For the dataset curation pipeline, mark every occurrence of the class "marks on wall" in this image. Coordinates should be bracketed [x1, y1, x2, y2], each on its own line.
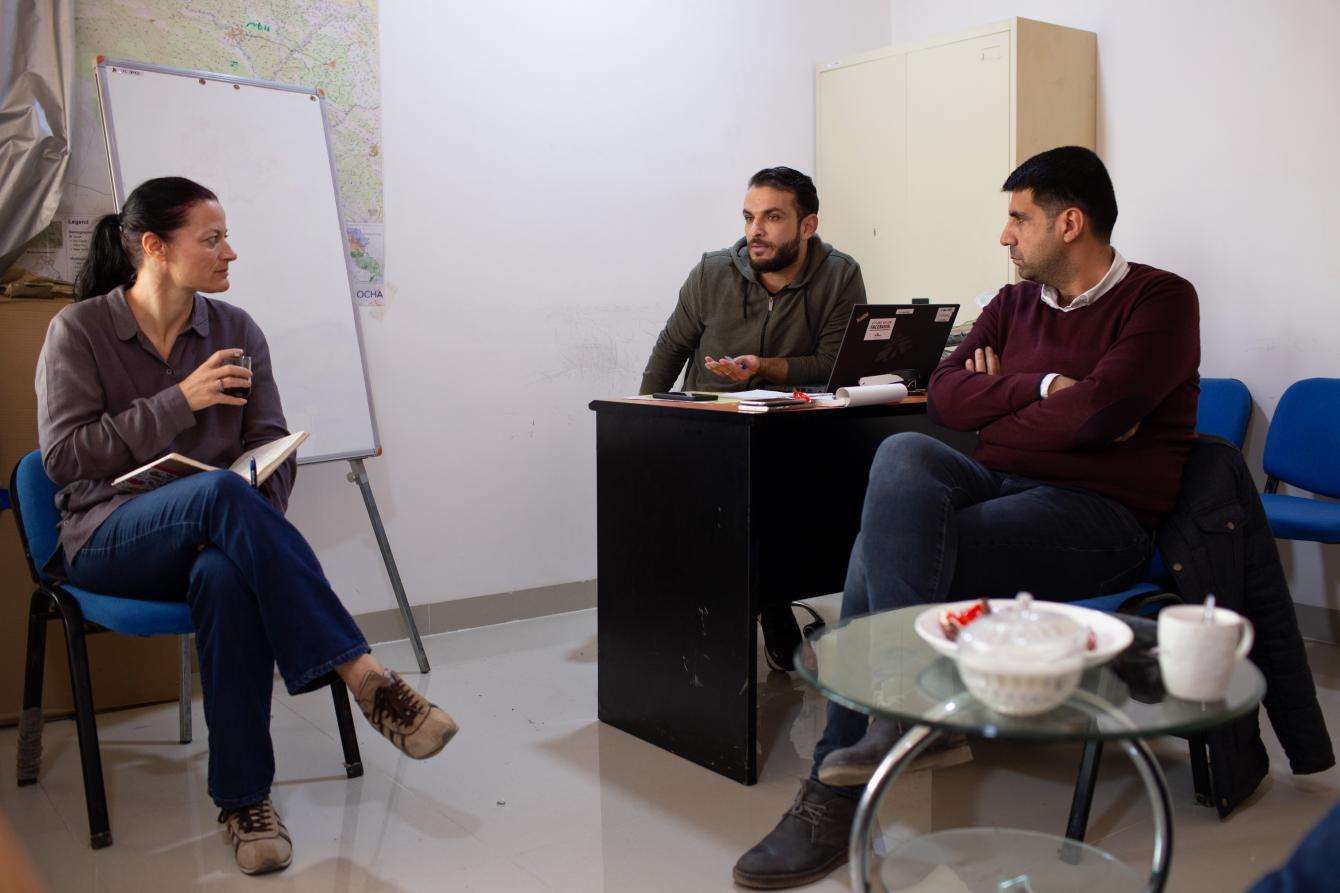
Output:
[532, 303, 667, 389]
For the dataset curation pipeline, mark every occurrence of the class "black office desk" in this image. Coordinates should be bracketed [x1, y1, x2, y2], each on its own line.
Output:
[589, 397, 973, 784]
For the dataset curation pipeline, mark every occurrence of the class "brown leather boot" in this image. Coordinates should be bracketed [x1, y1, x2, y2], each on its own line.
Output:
[733, 779, 858, 889]
[219, 797, 292, 875]
[355, 669, 459, 759]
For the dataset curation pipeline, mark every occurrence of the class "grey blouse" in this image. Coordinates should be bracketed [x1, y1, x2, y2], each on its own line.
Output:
[35, 286, 296, 567]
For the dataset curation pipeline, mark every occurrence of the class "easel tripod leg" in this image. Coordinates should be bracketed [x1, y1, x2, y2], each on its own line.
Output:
[347, 458, 430, 673]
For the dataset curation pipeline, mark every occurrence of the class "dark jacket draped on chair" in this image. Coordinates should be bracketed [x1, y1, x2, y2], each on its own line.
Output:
[1158, 436, 1334, 816]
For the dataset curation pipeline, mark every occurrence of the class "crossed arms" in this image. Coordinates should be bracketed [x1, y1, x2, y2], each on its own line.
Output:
[927, 278, 1200, 450]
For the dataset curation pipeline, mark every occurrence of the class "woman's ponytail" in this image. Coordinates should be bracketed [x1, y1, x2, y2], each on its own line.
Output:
[72, 177, 219, 301]
[74, 213, 136, 300]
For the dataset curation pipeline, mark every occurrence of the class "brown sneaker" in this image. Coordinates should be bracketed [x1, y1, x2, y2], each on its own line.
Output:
[218, 797, 292, 875]
[355, 669, 459, 759]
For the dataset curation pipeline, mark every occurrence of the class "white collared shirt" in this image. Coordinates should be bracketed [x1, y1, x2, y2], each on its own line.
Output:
[1040, 248, 1129, 397]
[1040, 248, 1129, 312]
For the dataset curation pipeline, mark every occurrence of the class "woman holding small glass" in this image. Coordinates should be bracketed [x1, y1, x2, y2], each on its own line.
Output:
[36, 176, 457, 876]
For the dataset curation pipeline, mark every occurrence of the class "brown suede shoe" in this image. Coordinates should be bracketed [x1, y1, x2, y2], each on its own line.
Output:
[733, 779, 858, 889]
[355, 669, 459, 759]
[219, 797, 292, 875]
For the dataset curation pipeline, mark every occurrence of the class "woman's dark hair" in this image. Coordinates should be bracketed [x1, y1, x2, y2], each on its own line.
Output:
[1001, 146, 1118, 241]
[747, 166, 819, 219]
[74, 176, 218, 300]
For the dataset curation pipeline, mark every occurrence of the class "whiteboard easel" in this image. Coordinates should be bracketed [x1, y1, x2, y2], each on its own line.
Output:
[95, 58, 428, 672]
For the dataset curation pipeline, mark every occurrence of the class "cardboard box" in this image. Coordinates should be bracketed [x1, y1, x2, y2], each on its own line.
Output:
[1, 299, 178, 725]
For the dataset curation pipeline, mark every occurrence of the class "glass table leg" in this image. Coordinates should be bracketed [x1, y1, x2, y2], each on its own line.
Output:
[1073, 690, 1175, 893]
[1118, 735, 1173, 892]
[849, 723, 941, 892]
[848, 727, 1172, 892]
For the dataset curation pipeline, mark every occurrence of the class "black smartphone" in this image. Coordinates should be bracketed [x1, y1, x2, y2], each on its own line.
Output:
[651, 392, 718, 401]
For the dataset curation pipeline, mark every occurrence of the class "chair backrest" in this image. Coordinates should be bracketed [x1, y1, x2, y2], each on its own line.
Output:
[9, 450, 62, 584]
[1263, 378, 1340, 498]
[1196, 377, 1252, 448]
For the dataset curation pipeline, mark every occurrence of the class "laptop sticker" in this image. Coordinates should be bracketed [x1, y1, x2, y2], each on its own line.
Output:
[865, 318, 895, 341]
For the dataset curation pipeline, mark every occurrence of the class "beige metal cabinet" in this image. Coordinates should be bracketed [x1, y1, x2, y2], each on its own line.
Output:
[816, 18, 1096, 323]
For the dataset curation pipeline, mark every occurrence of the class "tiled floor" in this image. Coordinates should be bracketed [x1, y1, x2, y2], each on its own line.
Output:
[3, 598, 1338, 891]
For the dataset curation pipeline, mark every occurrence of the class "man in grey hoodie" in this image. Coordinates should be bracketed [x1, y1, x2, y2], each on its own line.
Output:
[639, 167, 866, 395]
[638, 167, 868, 672]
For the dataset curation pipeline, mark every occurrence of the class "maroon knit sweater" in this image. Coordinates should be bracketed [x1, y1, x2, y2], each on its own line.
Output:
[928, 262, 1200, 526]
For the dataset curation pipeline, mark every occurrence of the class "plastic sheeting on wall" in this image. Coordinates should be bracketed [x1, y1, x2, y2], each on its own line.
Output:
[0, 0, 74, 274]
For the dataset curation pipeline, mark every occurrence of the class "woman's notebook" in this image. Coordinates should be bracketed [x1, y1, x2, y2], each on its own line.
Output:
[112, 431, 308, 493]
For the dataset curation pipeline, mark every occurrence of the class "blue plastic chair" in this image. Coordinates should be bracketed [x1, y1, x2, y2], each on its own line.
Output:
[1261, 378, 1340, 544]
[1197, 377, 1253, 448]
[10, 450, 363, 849]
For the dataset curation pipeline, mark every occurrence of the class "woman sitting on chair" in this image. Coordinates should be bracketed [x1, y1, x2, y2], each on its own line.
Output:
[36, 176, 457, 876]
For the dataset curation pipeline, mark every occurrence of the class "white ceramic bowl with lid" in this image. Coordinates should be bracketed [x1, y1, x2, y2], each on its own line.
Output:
[955, 593, 1086, 716]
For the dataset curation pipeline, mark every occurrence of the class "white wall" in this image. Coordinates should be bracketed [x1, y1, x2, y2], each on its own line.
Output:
[284, 1, 892, 615]
[888, 0, 1340, 610]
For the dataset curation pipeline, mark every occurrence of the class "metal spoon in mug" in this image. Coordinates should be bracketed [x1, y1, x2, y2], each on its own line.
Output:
[1203, 593, 1216, 623]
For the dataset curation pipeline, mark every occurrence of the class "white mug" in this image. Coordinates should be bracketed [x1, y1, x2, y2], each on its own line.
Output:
[1158, 605, 1254, 701]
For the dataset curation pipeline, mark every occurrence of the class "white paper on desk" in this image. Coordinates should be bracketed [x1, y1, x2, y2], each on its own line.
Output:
[832, 383, 909, 407]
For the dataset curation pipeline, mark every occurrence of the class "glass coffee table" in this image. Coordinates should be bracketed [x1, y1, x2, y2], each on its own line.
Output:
[794, 605, 1265, 893]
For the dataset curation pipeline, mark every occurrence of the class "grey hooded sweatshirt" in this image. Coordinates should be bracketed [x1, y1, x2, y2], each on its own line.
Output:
[639, 236, 866, 394]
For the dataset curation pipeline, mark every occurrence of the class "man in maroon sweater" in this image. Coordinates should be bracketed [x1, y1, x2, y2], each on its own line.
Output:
[734, 147, 1200, 889]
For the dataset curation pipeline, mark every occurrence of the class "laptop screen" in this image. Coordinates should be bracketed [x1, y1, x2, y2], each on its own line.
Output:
[825, 304, 959, 392]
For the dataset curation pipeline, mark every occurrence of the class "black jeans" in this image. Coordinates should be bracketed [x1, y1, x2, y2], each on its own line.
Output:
[67, 470, 370, 809]
[811, 432, 1152, 782]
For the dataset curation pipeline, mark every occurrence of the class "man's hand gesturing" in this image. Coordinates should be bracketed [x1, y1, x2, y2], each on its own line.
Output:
[704, 354, 758, 382]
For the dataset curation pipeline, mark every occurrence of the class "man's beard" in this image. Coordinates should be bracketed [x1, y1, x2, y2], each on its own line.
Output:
[748, 231, 803, 274]
[1014, 242, 1067, 286]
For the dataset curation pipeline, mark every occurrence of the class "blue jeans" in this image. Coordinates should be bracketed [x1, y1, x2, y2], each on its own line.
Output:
[1247, 799, 1340, 893]
[65, 470, 370, 809]
[812, 433, 1153, 785]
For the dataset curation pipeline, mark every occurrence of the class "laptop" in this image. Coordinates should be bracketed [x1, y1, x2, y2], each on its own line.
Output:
[823, 303, 960, 392]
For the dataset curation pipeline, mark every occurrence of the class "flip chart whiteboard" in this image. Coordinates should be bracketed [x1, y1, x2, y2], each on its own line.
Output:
[97, 59, 379, 463]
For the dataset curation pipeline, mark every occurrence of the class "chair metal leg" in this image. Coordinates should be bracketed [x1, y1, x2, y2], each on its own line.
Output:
[1187, 733, 1214, 807]
[178, 635, 193, 744]
[1065, 739, 1104, 841]
[54, 596, 112, 849]
[330, 680, 364, 779]
[17, 591, 50, 786]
